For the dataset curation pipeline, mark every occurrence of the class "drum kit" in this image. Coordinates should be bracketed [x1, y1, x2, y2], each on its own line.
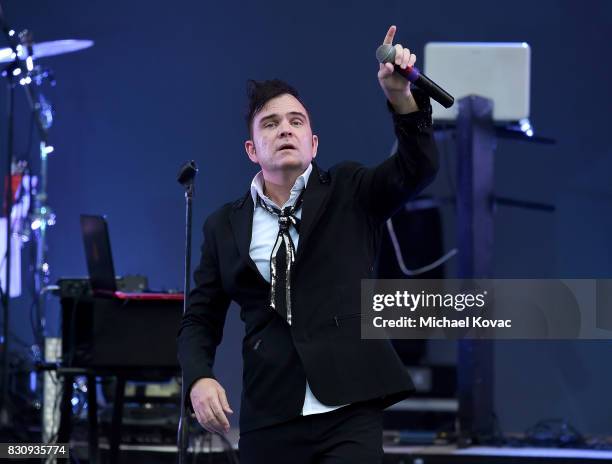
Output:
[0, 33, 93, 290]
[0, 6, 93, 422]
[0, 34, 93, 295]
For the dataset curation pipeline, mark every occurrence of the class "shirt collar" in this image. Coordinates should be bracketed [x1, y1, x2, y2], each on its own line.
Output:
[250, 163, 313, 210]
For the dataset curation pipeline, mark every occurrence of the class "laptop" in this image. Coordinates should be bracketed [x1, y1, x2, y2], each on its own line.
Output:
[80, 214, 183, 301]
[424, 42, 531, 122]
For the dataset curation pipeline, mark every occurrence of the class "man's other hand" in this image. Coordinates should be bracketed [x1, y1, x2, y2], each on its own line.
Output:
[190, 378, 234, 434]
[377, 25, 420, 114]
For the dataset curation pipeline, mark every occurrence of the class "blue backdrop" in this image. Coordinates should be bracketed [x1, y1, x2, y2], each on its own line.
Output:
[2, 0, 611, 434]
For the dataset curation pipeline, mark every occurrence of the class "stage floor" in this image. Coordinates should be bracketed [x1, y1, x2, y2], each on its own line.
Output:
[384, 445, 612, 463]
[67, 437, 612, 464]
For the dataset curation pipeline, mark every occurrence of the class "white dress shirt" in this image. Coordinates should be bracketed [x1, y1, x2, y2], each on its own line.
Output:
[249, 163, 348, 416]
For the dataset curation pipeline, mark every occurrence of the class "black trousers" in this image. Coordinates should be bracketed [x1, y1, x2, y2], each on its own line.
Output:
[239, 402, 383, 464]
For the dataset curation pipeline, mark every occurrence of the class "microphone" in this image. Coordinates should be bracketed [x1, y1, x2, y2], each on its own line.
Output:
[177, 160, 198, 187]
[376, 44, 454, 109]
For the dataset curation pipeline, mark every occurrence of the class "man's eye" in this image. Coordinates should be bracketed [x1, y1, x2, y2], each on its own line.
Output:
[264, 122, 277, 128]
[291, 120, 303, 126]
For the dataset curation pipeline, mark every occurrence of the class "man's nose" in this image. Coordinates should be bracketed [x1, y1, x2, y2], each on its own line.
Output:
[278, 119, 294, 137]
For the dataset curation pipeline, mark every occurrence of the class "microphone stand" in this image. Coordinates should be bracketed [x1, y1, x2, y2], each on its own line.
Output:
[177, 160, 198, 463]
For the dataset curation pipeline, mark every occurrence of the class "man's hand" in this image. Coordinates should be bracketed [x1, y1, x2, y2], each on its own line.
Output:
[377, 25, 420, 115]
[190, 378, 233, 434]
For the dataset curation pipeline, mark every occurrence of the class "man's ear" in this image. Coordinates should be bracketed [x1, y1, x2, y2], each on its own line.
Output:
[245, 140, 258, 163]
[311, 134, 319, 159]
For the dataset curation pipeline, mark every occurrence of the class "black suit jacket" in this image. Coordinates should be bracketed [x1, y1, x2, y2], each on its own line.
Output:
[178, 91, 439, 433]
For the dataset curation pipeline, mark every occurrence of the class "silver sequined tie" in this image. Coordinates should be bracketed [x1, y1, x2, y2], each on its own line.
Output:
[258, 190, 304, 325]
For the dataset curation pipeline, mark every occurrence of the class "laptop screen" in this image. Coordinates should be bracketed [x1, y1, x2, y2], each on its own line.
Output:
[80, 215, 117, 293]
[424, 42, 531, 122]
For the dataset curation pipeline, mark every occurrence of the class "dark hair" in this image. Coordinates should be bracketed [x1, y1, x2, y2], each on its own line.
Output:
[245, 79, 310, 135]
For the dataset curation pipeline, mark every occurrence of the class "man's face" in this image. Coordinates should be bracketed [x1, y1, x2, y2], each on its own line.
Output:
[245, 94, 318, 175]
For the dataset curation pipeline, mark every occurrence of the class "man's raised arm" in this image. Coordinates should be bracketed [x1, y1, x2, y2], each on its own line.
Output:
[351, 25, 439, 222]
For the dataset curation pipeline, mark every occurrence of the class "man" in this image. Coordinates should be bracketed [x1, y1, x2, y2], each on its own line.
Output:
[178, 25, 438, 463]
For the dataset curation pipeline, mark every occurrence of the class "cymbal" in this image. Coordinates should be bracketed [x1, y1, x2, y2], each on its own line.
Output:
[0, 39, 94, 63]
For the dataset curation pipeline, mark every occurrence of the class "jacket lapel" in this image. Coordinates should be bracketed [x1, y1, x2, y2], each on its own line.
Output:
[296, 162, 332, 261]
[229, 163, 332, 269]
[229, 191, 261, 276]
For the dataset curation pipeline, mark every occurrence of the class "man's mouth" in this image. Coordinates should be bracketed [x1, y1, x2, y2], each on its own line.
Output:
[277, 143, 296, 151]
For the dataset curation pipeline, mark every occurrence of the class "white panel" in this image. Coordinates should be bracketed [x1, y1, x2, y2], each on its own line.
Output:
[0, 217, 22, 297]
[424, 42, 531, 122]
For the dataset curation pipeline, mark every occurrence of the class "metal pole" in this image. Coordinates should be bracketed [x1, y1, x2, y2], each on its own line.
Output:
[176, 160, 198, 463]
[455, 95, 496, 445]
[33, 141, 54, 338]
[0, 72, 15, 419]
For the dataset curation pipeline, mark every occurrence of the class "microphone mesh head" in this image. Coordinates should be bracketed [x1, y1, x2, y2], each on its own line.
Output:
[375, 44, 396, 63]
